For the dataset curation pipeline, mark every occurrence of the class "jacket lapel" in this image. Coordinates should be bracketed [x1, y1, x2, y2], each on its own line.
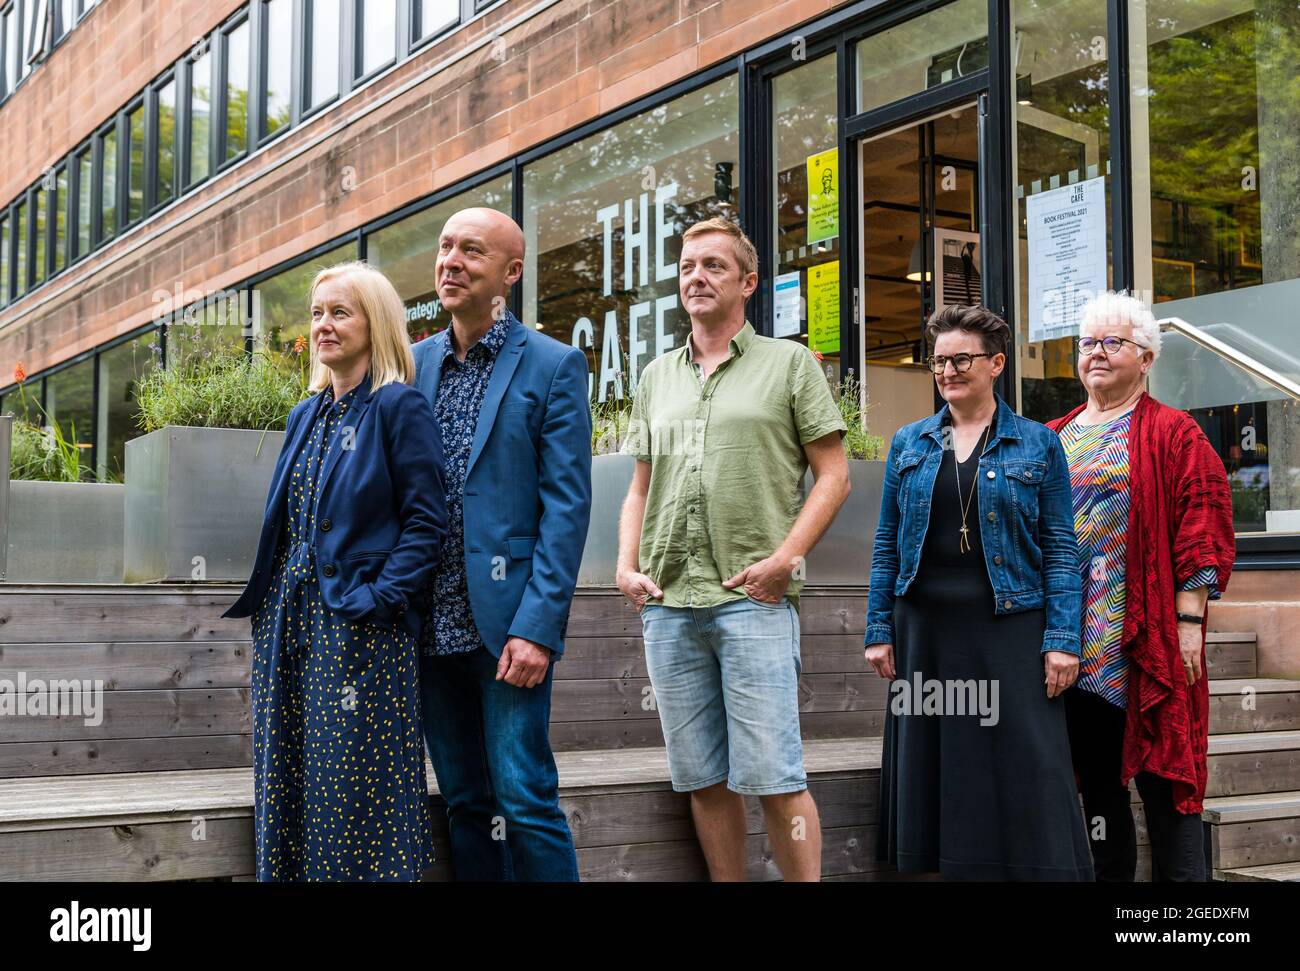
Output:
[465, 319, 525, 479]
[417, 329, 449, 404]
[314, 372, 377, 512]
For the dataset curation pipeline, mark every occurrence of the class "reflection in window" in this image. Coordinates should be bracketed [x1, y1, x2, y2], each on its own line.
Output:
[772, 54, 838, 383]
[263, 0, 292, 136]
[54, 168, 67, 273]
[156, 79, 177, 206]
[58, 0, 73, 37]
[368, 176, 513, 341]
[416, 0, 458, 40]
[2, 6, 16, 96]
[1010, 0, 1111, 424]
[97, 330, 161, 480]
[99, 127, 117, 240]
[224, 19, 250, 161]
[75, 149, 92, 257]
[1132, 0, 1300, 532]
[524, 76, 740, 402]
[46, 358, 96, 477]
[307, 0, 341, 110]
[189, 49, 212, 184]
[167, 292, 250, 370]
[252, 242, 359, 354]
[127, 103, 146, 222]
[358, 0, 396, 77]
[856, 0, 988, 114]
[15, 198, 26, 294]
[33, 188, 47, 286]
[0, 213, 8, 305]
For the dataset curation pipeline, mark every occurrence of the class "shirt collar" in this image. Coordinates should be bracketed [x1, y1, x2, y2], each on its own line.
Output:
[685, 320, 756, 363]
[441, 311, 514, 364]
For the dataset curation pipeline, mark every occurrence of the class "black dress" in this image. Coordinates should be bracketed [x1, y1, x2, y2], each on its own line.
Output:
[875, 416, 1094, 881]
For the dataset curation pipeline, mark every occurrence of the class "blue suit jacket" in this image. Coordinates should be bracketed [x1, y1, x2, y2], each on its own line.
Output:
[411, 314, 592, 657]
[223, 375, 448, 640]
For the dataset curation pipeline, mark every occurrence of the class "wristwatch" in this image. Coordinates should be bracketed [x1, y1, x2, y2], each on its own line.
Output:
[1176, 612, 1205, 625]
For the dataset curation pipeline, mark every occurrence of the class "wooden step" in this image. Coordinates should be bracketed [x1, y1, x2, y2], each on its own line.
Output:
[1203, 791, 1300, 871]
[0, 737, 892, 882]
[1217, 861, 1300, 882]
[1209, 679, 1300, 733]
[1206, 632, 1258, 680]
[1208, 731, 1300, 798]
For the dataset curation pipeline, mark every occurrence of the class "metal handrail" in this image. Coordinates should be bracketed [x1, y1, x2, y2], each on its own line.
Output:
[1158, 317, 1300, 403]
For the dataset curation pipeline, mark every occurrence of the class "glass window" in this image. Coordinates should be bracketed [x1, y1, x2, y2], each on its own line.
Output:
[855, 0, 988, 114]
[53, 167, 66, 273]
[251, 241, 359, 353]
[1132, 0, 1300, 533]
[416, 0, 458, 41]
[58, 0, 73, 37]
[358, 0, 396, 77]
[1010, 0, 1112, 423]
[368, 176, 513, 341]
[96, 329, 160, 480]
[33, 186, 46, 286]
[262, 0, 292, 136]
[523, 75, 741, 402]
[127, 102, 146, 222]
[14, 198, 26, 294]
[307, 0, 340, 110]
[45, 358, 96, 477]
[155, 78, 177, 206]
[99, 125, 117, 240]
[224, 19, 250, 161]
[189, 48, 212, 184]
[0, 212, 9, 305]
[75, 148, 91, 257]
[167, 291, 250, 369]
[2, 5, 16, 97]
[772, 54, 839, 379]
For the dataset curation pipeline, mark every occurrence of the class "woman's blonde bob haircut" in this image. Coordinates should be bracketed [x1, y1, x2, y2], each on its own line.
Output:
[306, 260, 415, 392]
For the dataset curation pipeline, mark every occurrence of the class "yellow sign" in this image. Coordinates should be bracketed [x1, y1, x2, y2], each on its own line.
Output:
[808, 261, 840, 354]
[806, 148, 839, 244]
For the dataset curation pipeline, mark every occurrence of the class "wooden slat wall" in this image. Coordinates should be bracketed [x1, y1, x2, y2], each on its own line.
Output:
[0, 586, 875, 778]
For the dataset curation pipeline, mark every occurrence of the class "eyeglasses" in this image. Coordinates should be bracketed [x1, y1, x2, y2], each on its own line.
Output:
[1075, 336, 1149, 357]
[925, 352, 994, 374]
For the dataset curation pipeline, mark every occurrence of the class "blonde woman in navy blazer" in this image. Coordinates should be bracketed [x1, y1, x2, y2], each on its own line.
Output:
[225, 261, 447, 881]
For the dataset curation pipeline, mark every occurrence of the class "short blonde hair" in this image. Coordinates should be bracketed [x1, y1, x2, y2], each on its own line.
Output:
[306, 261, 415, 392]
[681, 217, 758, 278]
[1079, 290, 1162, 360]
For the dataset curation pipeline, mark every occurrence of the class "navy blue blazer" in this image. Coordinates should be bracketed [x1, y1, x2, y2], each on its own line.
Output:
[223, 374, 448, 639]
[411, 314, 592, 657]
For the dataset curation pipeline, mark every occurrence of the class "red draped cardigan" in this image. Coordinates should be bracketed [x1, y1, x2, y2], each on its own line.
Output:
[1047, 392, 1236, 814]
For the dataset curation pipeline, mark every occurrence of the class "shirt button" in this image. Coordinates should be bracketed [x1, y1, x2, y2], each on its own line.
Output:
[689, 506, 696, 513]
[320, 518, 332, 531]
[986, 471, 995, 479]
[993, 554, 1003, 565]
[986, 512, 996, 522]
[322, 564, 336, 578]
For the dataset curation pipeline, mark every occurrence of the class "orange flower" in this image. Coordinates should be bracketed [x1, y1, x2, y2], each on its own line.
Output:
[293, 335, 307, 355]
[13, 362, 26, 385]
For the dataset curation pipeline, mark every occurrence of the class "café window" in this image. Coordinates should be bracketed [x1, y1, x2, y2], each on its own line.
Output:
[1009, 0, 1113, 423]
[855, 0, 988, 114]
[97, 329, 161, 480]
[1132, 0, 1300, 534]
[251, 241, 359, 354]
[45, 356, 96, 477]
[366, 174, 513, 342]
[523, 74, 740, 402]
[166, 291, 251, 370]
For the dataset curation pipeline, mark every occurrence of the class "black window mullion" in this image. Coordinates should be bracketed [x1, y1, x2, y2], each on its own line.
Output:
[1107, 0, 1133, 293]
[215, 24, 231, 163]
[249, 0, 266, 143]
[985, 0, 1015, 402]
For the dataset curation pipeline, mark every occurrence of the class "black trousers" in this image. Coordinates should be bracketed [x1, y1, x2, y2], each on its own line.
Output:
[1064, 687, 1208, 882]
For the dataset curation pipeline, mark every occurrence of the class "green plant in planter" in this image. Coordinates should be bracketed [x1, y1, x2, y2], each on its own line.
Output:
[835, 372, 885, 461]
[591, 395, 635, 456]
[9, 416, 86, 482]
[135, 342, 312, 434]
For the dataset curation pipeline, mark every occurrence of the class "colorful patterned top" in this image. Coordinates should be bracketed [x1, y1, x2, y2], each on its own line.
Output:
[1061, 407, 1220, 708]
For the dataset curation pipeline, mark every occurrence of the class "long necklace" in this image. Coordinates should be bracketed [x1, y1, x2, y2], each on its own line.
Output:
[954, 424, 991, 554]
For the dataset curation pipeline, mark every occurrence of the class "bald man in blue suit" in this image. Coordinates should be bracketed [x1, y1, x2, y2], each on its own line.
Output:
[411, 208, 592, 882]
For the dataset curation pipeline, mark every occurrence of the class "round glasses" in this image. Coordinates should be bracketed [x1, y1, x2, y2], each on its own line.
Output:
[925, 352, 994, 374]
[1075, 336, 1148, 356]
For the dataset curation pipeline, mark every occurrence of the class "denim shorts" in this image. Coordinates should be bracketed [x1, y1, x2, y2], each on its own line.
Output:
[640, 596, 807, 796]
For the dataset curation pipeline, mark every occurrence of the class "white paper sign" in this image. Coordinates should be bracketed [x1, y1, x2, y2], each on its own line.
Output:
[773, 271, 802, 338]
[1026, 175, 1108, 343]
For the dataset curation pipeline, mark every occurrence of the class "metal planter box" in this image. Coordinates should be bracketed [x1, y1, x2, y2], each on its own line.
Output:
[6, 480, 125, 582]
[577, 454, 884, 587]
[125, 426, 285, 583]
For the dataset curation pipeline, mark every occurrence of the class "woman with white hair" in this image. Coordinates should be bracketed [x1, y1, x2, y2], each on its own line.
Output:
[1047, 291, 1235, 881]
[224, 261, 447, 881]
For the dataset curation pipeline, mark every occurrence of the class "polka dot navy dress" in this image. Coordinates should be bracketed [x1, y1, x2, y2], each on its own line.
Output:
[250, 384, 435, 881]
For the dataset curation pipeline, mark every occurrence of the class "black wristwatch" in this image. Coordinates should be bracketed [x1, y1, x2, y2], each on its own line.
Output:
[1176, 612, 1205, 625]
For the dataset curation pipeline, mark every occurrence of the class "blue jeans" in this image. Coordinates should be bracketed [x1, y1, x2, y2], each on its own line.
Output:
[419, 647, 579, 882]
[640, 597, 807, 795]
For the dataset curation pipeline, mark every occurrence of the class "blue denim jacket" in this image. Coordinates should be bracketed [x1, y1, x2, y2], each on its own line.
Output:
[865, 394, 1082, 655]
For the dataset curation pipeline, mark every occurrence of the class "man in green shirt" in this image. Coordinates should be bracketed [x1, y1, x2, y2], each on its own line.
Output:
[617, 218, 850, 882]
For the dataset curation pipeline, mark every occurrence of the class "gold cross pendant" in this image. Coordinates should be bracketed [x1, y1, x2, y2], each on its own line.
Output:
[959, 524, 971, 553]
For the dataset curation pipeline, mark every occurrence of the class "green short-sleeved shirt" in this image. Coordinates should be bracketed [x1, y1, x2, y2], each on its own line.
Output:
[623, 321, 847, 610]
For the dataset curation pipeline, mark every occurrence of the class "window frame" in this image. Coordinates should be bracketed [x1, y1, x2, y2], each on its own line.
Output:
[216, 8, 253, 171]
[410, 0, 461, 52]
[69, 139, 92, 263]
[0, 0, 17, 103]
[302, 0, 345, 119]
[149, 70, 179, 214]
[354, 0, 401, 84]
[182, 31, 216, 191]
[92, 116, 120, 247]
[256, 0, 298, 144]
[122, 94, 147, 229]
[0, 205, 11, 307]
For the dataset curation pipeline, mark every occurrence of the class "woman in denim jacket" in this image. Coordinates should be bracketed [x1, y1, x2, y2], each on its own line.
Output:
[864, 304, 1092, 881]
